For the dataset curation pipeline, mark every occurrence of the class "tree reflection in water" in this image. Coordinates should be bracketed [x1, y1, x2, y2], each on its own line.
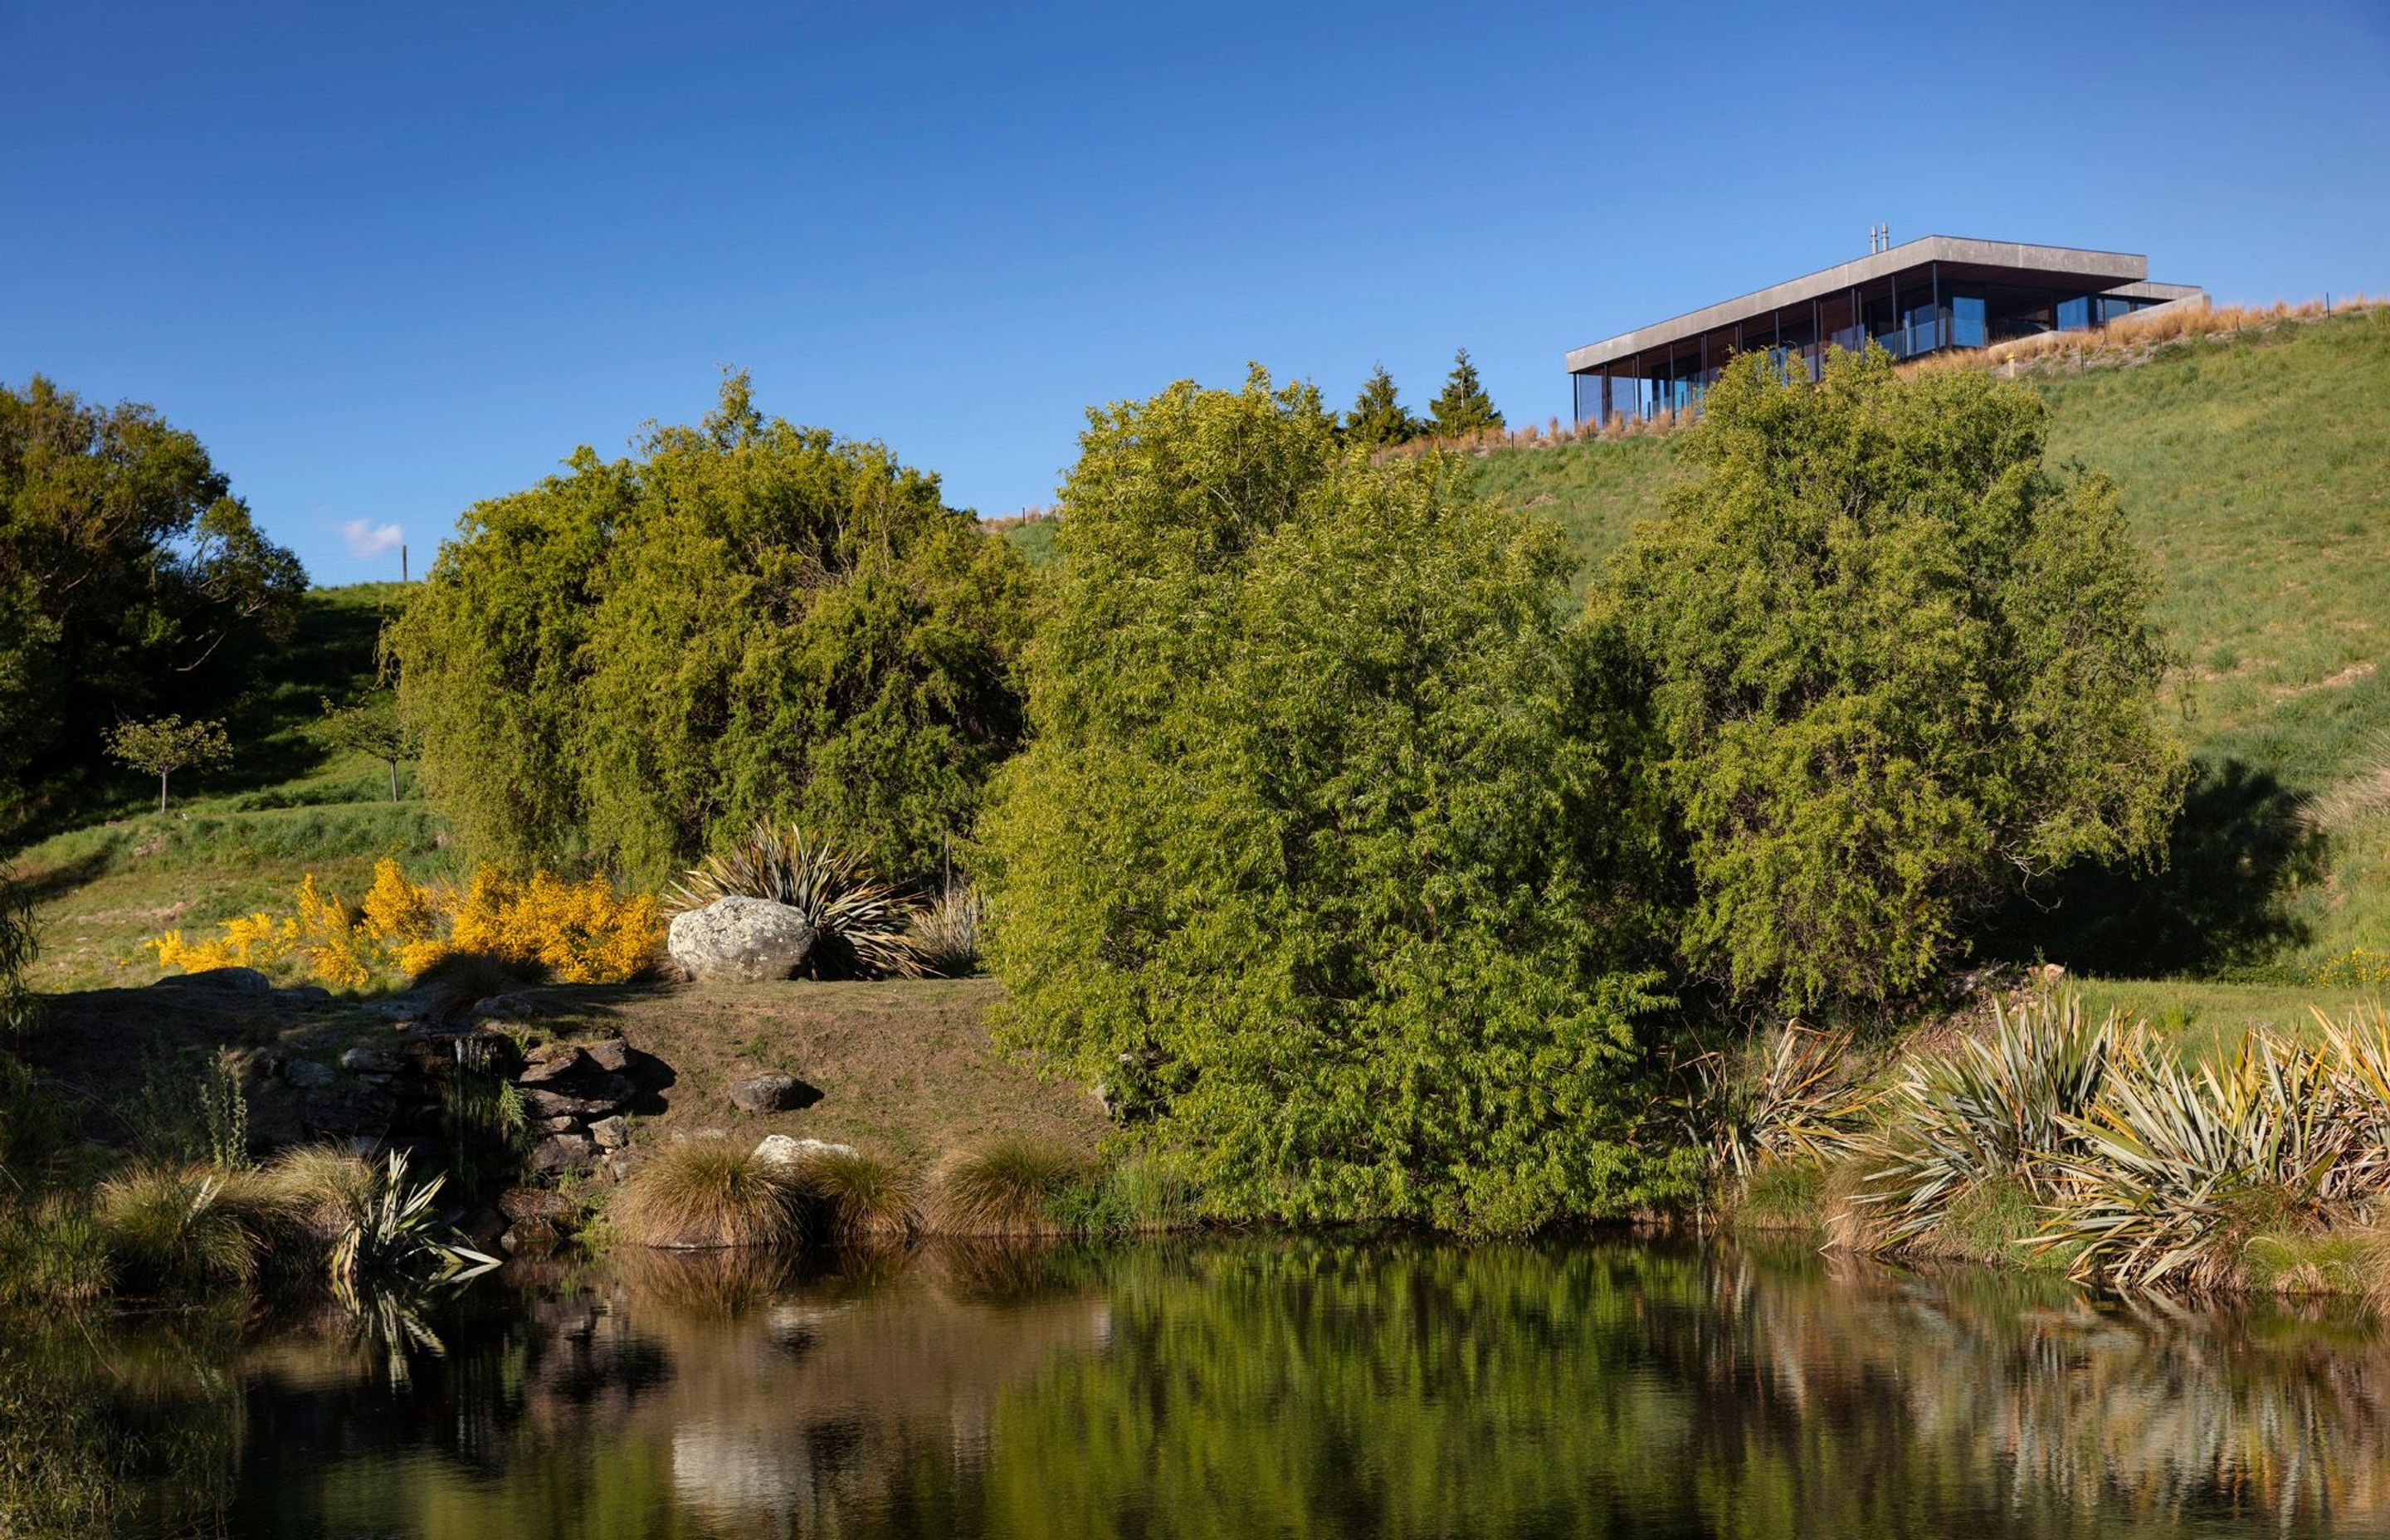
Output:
[7, 1237, 2388, 1538]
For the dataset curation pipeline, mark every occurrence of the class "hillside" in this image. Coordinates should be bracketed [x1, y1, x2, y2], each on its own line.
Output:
[11, 584, 453, 992]
[1462, 309, 2390, 981]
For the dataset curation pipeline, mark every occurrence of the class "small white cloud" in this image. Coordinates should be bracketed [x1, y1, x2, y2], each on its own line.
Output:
[341, 519, 404, 560]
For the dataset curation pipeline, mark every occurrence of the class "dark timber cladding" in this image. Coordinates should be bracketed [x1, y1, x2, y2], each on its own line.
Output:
[1566, 236, 2204, 426]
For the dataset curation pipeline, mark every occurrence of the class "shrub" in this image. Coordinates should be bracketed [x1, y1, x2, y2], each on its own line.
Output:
[933, 1138, 1091, 1237]
[1851, 989, 2124, 1249]
[1687, 1022, 1865, 1184]
[673, 822, 919, 979]
[144, 857, 660, 989]
[1592, 345, 2187, 1009]
[316, 1151, 499, 1295]
[0, 868, 37, 1038]
[2036, 1029, 2388, 1292]
[978, 367, 1684, 1235]
[383, 372, 1033, 885]
[612, 1138, 805, 1250]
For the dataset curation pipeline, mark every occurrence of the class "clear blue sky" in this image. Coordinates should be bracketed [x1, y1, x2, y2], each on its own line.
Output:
[4, 0, 2385, 584]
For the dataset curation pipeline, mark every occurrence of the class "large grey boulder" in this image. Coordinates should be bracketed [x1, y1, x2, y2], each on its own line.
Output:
[729, 1073, 822, 1114]
[667, 897, 817, 983]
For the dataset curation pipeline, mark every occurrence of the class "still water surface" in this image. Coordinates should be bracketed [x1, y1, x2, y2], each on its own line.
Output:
[16, 1236, 2390, 1538]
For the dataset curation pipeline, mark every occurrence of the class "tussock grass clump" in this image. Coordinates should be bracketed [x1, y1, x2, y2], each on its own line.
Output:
[265, 1145, 380, 1243]
[613, 1138, 805, 1250]
[673, 822, 922, 980]
[906, 883, 983, 978]
[94, 1165, 288, 1291]
[788, 1148, 921, 1244]
[934, 1138, 1092, 1237]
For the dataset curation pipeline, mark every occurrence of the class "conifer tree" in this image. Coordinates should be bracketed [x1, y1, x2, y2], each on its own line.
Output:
[1429, 347, 1505, 437]
[1343, 364, 1422, 450]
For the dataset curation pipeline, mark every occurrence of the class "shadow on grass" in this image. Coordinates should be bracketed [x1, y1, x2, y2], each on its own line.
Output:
[1986, 757, 2324, 977]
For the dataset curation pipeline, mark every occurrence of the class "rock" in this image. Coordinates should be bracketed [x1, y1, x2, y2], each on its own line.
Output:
[152, 966, 273, 994]
[589, 1114, 631, 1150]
[296, 1089, 395, 1137]
[519, 1044, 588, 1084]
[276, 984, 335, 1007]
[729, 1074, 822, 1114]
[753, 1133, 856, 1167]
[500, 1186, 578, 1228]
[471, 992, 549, 1023]
[584, 1038, 633, 1075]
[522, 1074, 633, 1120]
[528, 1133, 597, 1173]
[339, 1046, 401, 1075]
[539, 1114, 579, 1133]
[667, 896, 817, 983]
[281, 1057, 337, 1089]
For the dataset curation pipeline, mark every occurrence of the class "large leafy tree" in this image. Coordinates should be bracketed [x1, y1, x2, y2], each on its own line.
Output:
[1592, 346, 2186, 1009]
[978, 368, 1684, 1235]
[0, 377, 303, 819]
[385, 373, 1032, 885]
[1428, 346, 1504, 437]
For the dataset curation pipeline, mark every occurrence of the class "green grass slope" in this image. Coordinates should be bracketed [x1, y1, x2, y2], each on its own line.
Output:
[1465, 309, 2390, 985]
[12, 583, 454, 991]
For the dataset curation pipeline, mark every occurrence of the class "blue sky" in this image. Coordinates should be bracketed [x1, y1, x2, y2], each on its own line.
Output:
[4, 0, 2385, 584]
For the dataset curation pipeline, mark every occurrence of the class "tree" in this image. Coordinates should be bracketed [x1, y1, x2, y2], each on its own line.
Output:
[0, 377, 302, 816]
[978, 367, 1685, 1236]
[315, 690, 418, 802]
[384, 373, 1033, 885]
[1343, 364, 1422, 450]
[1591, 345, 2187, 1009]
[1428, 347, 1505, 437]
[105, 715, 232, 813]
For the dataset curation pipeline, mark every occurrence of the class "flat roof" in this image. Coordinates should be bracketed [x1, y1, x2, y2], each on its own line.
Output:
[1565, 236, 2149, 373]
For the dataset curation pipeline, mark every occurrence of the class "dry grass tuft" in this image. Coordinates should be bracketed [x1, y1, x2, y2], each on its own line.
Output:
[933, 1137, 1091, 1236]
[94, 1164, 288, 1289]
[906, 882, 983, 977]
[612, 1138, 805, 1250]
[788, 1147, 922, 1244]
[264, 1145, 379, 1243]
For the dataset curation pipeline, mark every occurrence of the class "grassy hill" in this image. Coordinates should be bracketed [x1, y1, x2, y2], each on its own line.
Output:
[1461, 308, 2390, 988]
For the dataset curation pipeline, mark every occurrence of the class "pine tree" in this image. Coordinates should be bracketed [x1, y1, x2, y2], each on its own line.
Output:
[1428, 347, 1505, 437]
[1344, 364, 1422, 450]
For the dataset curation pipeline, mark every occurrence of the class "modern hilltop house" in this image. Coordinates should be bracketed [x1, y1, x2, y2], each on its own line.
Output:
[1567, 235, 2204, 425]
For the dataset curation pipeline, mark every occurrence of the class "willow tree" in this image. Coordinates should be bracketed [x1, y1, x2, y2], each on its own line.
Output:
[386, 374, 1032, 884]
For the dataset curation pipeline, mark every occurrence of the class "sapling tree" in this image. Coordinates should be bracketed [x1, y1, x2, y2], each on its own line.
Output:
[1343, 364, 1422, 450]
[316, 690, 417, 802]
[105, 714, 232, 812]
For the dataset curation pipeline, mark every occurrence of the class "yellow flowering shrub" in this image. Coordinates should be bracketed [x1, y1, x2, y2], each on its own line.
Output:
[2315, 948, 2390, 989]
[142, 858, 661, 989]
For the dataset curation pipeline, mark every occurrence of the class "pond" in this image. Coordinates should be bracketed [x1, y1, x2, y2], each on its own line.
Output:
[8, 1236, 2389, 1538]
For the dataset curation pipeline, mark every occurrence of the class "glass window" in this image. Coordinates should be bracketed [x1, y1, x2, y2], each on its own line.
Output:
[1951, 295, 1986, 349]
[2057, 295, 2090, 331]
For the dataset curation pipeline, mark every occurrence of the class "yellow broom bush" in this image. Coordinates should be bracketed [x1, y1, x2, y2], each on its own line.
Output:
[144, 858, 660, 989]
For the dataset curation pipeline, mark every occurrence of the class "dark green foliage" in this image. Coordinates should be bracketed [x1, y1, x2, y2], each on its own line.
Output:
[0, 870, 34, 1039]
[0, 377, 304, 826]
[1593, 347, 2187, 1008]
[1343, 363, 1423, 450]
[979, 367, 1686, 1235]
[385, 373, 1033, 884]
[1427, 346, 1504, 436]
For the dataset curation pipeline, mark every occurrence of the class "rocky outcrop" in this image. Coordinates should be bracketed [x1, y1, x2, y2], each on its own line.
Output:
[152, 965, 274, 993]
[667, 896, 817, 982]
